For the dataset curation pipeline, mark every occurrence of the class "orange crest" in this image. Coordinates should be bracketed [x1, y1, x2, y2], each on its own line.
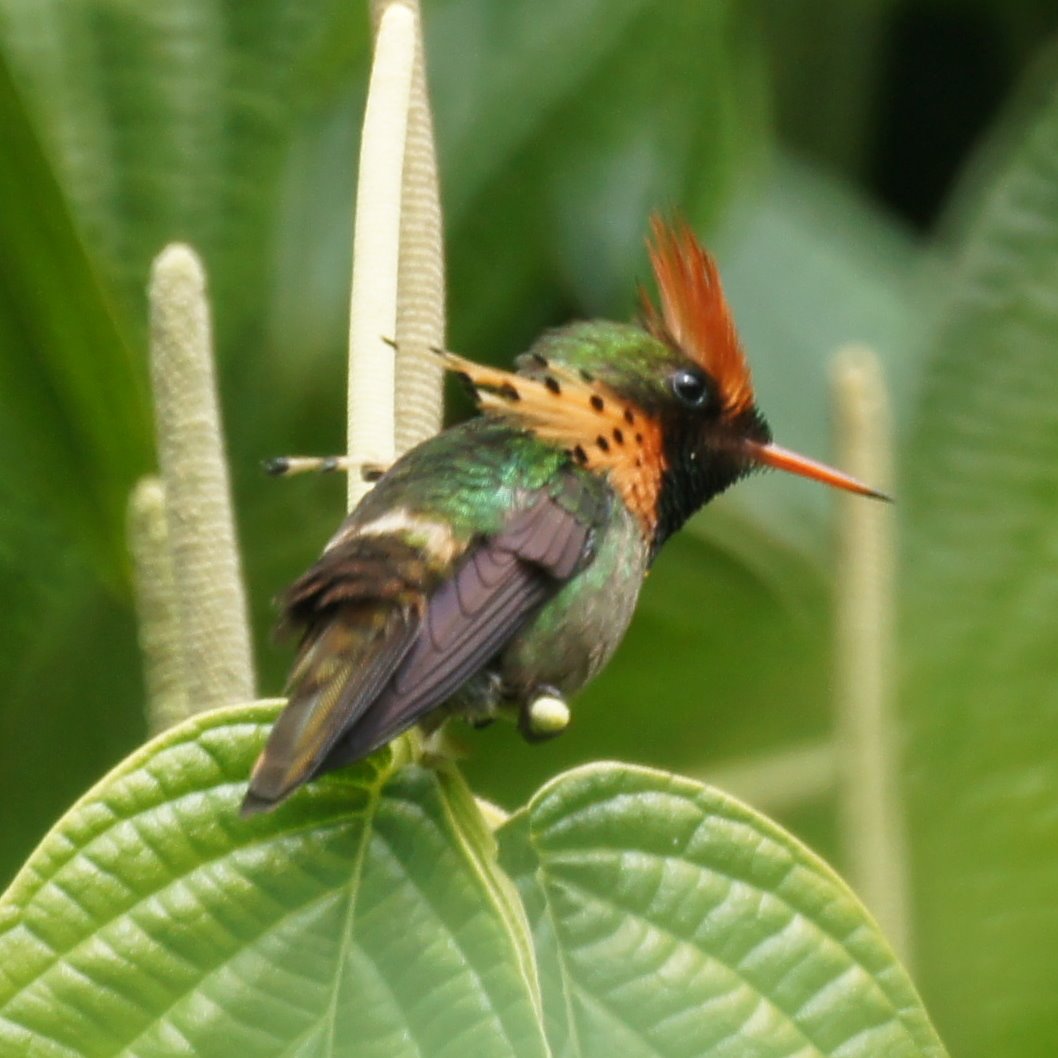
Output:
[641, 215, 754, 416]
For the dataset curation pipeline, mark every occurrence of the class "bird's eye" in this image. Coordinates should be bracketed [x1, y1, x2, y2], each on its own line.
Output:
[670, 368, 710, 409]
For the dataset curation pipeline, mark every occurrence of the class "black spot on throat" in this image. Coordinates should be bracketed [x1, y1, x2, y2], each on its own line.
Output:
[544, 376, 561, 395]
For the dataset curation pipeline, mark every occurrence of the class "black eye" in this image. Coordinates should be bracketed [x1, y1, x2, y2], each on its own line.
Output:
[670, 368, 710, 409]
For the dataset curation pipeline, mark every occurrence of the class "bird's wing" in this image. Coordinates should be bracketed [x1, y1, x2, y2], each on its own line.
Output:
[243, 474, 600, 814]
[317, 481, 595, 772]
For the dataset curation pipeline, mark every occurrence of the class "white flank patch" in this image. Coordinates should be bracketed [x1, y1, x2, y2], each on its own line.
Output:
[325, 507, 459, 564]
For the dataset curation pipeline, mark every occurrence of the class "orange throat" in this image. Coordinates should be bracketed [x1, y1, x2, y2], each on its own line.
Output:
[438, 350, 666, 534]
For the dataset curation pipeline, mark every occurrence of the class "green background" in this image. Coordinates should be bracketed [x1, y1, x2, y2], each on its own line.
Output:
[2, 1, 1058, 1055]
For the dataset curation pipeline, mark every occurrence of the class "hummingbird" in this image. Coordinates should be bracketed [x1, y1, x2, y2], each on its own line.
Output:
[242, 216, 884, 815]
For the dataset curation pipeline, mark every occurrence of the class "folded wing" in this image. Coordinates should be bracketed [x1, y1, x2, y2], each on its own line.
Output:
[242, 478, 599, 814]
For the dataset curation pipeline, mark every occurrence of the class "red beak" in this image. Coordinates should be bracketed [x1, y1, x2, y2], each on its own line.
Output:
[745, 441, 890, 501]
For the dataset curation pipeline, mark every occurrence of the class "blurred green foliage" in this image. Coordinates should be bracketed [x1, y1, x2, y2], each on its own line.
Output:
[1, 1, 1057, 1055]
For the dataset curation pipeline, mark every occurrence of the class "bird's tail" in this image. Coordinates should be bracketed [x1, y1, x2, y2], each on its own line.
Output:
[241, 602, 417, 816]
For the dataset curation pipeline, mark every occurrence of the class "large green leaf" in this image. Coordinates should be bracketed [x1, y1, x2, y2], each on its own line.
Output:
[902, 64, 1058, 1058]
[498, 763, 947, 1058]
[0, 704, 548, 1057]
[0, 51, 151, 582]
[0, 707, 945, 1057]
[757, 0, 898, 178]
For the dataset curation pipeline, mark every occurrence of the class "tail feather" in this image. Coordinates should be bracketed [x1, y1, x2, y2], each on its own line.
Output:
[241, 604, 418, 815]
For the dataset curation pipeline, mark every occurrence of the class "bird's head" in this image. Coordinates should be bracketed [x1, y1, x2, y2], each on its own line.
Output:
[439, 215, 886, 551]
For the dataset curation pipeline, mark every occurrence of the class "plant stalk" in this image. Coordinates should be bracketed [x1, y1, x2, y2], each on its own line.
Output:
[148, 244, 256, 716]
[347, 1, 417, 509]
[127, 477, 190, 733]
[831, 343, 911, 963]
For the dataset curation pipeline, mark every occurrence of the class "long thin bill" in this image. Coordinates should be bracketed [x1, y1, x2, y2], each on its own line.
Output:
[746, 441, 891, 501]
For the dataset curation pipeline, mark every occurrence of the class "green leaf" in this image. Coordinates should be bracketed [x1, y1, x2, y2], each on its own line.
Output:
[0, 542, 147, 888]
[431, 0, 765, 234]
[757, 0, 898, 177]
[902, 66, 1058, 1058]
[0, 50, 151, 583]
[0, 704, 548, 1058]
[0, 714, 949, 1058]
[935, 39, 1058, 252]
[498, 762, 947, 1058]
[443, 0, 767, 352]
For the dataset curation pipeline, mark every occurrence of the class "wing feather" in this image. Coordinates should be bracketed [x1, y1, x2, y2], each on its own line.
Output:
[316, 483, 602, 774]
[245, 475, 604, 814]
